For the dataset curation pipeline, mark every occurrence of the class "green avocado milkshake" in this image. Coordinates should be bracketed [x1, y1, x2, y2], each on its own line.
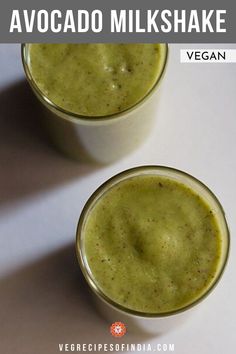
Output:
[77, 167, 229, 315]
[27, 44, 167, 116]
[22, 44, 168, 163]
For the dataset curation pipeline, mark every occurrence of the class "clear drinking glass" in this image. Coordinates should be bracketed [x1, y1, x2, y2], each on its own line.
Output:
[76, 166, 230, 333]
[21, 44, 168, 164]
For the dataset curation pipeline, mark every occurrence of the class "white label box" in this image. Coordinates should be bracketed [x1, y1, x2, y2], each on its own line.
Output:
[180, 49, 236, 63]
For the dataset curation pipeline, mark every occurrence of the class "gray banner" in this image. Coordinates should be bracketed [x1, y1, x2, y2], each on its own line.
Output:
[0, 0, 235, 43]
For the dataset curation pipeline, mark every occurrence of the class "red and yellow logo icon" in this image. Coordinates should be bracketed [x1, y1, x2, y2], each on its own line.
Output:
[110, 322, 127, 337]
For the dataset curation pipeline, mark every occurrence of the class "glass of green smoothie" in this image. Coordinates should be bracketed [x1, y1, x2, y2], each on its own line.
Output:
[21, 44, 168, 163]
[76, 166, 229, 332]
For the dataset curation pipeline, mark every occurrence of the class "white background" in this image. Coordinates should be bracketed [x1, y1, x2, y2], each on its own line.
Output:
[0, 44, 235, 354]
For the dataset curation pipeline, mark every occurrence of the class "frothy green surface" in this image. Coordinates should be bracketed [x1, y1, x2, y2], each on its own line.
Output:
[83, 175, 222, 314]
[28, 44, 166, 116]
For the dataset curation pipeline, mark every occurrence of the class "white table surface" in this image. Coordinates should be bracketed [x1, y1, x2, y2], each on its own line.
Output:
[0, 44, 235, 354]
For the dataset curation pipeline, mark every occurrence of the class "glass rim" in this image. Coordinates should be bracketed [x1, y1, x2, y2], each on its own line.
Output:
[76, 165, 230, 318]
[21, 43, 169, 124]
